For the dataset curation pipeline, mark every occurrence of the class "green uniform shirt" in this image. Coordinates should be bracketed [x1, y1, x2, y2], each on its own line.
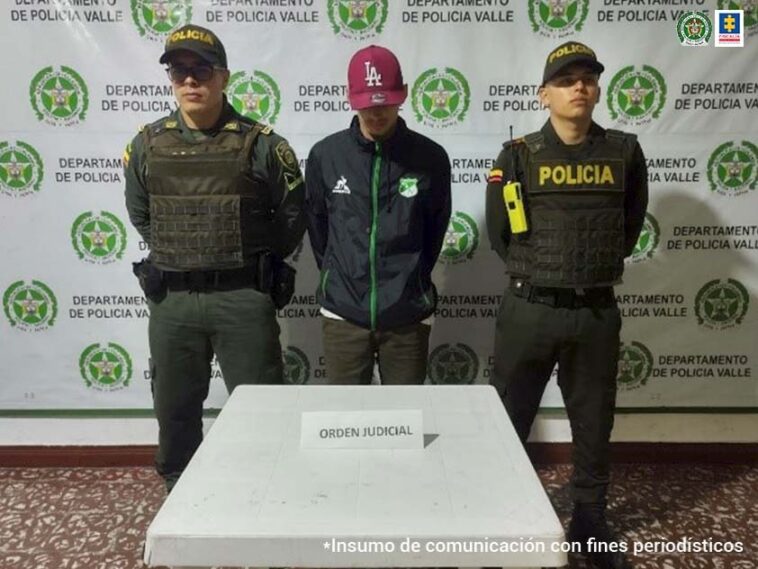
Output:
[123, 100, 306, 260]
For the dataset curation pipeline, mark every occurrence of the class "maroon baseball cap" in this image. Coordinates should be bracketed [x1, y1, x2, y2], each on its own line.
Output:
[347, 45, 407, 110]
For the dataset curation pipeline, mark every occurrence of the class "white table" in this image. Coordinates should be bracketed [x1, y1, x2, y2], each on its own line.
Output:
[144, 385, 567, 568]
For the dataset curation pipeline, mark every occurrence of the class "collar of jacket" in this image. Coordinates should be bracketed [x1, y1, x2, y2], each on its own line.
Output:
[349, 115, 409, 152]
[173, 95, 239, 137]
[541, 119, 605, 149]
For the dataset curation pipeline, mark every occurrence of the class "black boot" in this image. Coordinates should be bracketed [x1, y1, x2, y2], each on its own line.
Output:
[567, 502, 632, 569]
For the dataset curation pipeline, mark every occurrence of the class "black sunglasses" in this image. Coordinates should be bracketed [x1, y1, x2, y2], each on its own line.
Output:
[166, 64, 219, 83]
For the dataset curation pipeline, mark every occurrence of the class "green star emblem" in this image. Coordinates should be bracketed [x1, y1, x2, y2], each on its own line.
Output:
[620, 77, 653, 114]
[0, 152, 32, 188]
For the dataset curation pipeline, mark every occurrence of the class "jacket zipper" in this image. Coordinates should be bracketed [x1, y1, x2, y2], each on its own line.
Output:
[370, 142, 382, 330]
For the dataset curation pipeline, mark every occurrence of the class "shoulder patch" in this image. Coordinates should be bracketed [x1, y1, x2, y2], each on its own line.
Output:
[275, 140, 298, 173]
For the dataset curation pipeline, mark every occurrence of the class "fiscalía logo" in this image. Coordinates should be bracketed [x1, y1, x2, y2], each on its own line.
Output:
[714, 9, 746, 45]
[677, 11, 712, 46]
[528, 0, 589, 38]
[228, 70, 282, 125]
[328, 0, 388, 40]
[606, 65, 666, 126]
[79, 342, 133, 391]
[695, 278, 750, 330]
[29, 66, 89, 127]
[0, 141, 44, 197]
[283, 346, 310, 385]
[707, 140, 757, 197]
[71, 211, 128, 265]
[440, 212, 479, 264]
[718, 0, 757, 35]
[3, 280, 58, 332]
[616, 341, 654, 391]
[628, 212, 661, 264]
[428, 343, 479, 384]
[398, 177, 419, 198]
[412, 67, 471, 128]
[131, 0, 192, 42]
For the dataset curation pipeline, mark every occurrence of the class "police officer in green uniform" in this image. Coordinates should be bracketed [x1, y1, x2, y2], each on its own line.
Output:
[486, 42, 647, 569]
[123, 25, 305, 492]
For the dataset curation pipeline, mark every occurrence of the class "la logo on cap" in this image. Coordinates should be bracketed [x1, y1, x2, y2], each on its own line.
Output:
[364, 61, 383, 87]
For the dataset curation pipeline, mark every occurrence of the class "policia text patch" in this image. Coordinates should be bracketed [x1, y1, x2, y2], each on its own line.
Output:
[530, 159, 625, 191]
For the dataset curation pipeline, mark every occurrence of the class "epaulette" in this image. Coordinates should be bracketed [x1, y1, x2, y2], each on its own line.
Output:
[259, 123, 274, 135]
[523, 132, 546, 153]
[146, 115, 180, 136]
[235, 115, 274, 135]
[605, 128, 637, 146]
[502, 136, 526, 150]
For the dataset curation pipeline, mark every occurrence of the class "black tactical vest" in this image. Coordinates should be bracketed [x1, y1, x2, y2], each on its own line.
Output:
[506, 130, 633, 287]
[143, 118, 272, 270]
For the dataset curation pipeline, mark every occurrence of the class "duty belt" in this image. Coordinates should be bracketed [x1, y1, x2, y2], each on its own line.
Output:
[510, 279, 614, 308]
[164, 266, 259, 293]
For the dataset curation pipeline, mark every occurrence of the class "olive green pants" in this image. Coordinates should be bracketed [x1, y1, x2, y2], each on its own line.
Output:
[491, 288, 621, 504]
[322, 317, 431, 384]
[148, 287, 282, 490]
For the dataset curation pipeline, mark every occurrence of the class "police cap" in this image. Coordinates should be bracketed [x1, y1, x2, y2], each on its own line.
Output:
[542, 41, 604, 85]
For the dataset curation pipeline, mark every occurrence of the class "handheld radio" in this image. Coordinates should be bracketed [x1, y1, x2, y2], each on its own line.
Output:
[503, 126, 528, 234]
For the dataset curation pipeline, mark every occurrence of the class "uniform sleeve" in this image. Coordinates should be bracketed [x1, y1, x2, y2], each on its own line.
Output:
[123, 132, 151, 245]
[304, 145, 328, 270]
[421, 147, 452, 276]
[265, 135, 306, 259]
[623, 141, 649, 257]
[485, 147, 512, 263]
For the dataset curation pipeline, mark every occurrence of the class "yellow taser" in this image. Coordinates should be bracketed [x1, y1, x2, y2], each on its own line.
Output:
[503, 181, 528, 234]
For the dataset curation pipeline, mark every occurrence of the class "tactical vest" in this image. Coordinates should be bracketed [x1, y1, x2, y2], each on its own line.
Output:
[506, 130, 633, 287]
[143, 118, 271, 271]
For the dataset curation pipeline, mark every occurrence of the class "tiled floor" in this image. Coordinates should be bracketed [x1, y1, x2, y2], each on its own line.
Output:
[0, 464, 755, 568]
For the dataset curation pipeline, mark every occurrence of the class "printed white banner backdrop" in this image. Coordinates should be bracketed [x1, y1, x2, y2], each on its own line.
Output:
[1, 0, 756, 415]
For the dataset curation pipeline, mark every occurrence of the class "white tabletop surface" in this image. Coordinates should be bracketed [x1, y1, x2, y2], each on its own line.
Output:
[144, 385, 567, 568]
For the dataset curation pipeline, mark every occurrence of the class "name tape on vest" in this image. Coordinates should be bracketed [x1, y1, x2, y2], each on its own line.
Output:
[530, 159, 625, 191]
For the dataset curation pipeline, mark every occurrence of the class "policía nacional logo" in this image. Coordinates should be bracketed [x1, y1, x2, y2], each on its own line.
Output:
[718, 0, 757, 35]
[228, 70, 282, 125]
[677, 11, 712, 46]
[0, 141, 44, 197]
[283, 346, 310, 385]
[628, 213, 661, 264]
[327, 0, 388, 40]
[616, 341, 654, 391]
[412, 67, 471, 128]
[131, 0, 192, 42]
[695, 278, 750, 330]
[428, 343, 479, 385]
[707, 140, 757, 197]
[79, 342, 133, 392]
[606, 65, 666, 126]
[29, 66, 89, 127]
[3, 280, 58, 332]
[528, 0, 589, 38]
[440, 212, 479, 264]
[71, 211, 128, 265]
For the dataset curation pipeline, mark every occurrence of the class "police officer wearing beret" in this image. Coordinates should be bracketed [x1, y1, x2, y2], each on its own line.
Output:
[486, 42, 647, 569]
[124, 25, 305, 492]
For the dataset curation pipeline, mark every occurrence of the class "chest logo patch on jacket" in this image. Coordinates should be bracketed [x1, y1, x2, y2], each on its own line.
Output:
[332, 175, 351, 194]
[398, 177, 419, 198]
